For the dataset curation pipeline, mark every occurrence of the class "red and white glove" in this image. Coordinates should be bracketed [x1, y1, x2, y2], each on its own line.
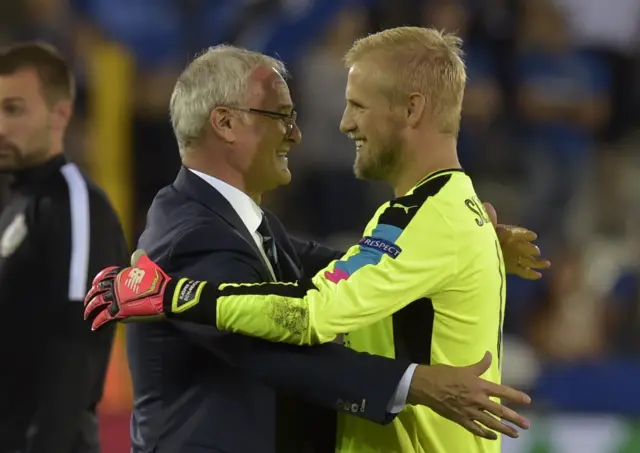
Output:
[83, 251, 173, 330]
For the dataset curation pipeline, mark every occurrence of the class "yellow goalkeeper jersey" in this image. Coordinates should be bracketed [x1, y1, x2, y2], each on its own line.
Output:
[216, 169, 506, 453]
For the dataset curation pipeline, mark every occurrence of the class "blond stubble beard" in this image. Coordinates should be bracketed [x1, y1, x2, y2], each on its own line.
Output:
[353, 128, 404, 183]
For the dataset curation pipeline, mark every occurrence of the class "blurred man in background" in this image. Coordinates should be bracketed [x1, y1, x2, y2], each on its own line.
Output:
[0, 42, 128, 453]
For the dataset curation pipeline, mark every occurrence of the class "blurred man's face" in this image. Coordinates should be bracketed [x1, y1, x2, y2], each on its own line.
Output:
[233, 66, 301, 193]
[0, 69, 53, 171]
[340, 62, 404, 182]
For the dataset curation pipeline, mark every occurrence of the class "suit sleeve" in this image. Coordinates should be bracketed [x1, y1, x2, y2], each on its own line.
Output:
[171, 200, 458, 345]
[27, 194, 123, 453]
[289, 236, 344, 276]
[164, 225, 411, 424]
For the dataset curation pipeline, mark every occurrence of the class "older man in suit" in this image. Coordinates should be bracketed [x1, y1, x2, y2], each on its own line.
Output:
[125, 45, 536, 453]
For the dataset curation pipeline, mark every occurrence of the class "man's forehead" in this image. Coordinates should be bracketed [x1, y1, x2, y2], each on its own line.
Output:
[0, 69, 41, 100]
[345, 64, 399, 111]
[347, 62, 378, 84]
[345, 64, 373, 94]
[247, 66, 293, 108]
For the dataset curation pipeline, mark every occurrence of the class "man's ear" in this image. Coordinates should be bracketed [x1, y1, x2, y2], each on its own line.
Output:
[51, 99, 73, 132]
[406, 92, 427, 128]
[209, 107, 236, 143]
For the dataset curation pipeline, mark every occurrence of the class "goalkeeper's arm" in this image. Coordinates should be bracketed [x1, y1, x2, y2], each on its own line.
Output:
[87, 200, 456, 344]
[156, 204, 455, 346]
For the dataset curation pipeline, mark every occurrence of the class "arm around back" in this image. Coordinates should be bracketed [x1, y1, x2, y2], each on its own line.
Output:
[288, 236, 344, 276]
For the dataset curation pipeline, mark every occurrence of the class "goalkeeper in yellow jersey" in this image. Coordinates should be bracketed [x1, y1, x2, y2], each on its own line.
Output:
[85, 27, 549, 453]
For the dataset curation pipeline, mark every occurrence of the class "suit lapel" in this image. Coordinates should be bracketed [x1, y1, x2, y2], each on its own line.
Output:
[173, 169, 304, 284]
[264, 211, 301, 281]
[173, 167, 268, 271]
[273, 243, 300, 281]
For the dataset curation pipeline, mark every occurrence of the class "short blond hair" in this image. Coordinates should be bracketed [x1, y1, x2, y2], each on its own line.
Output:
[170, 45, 287, 155]
[345, 27, 466, 135]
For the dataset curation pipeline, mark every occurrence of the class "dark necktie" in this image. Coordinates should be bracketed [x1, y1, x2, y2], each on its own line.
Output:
[258, 215, 281, 280]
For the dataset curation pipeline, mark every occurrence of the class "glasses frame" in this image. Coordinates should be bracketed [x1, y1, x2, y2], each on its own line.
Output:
[224, 106, 298, 137]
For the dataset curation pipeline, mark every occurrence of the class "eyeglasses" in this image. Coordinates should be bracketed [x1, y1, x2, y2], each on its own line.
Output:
[226, 106, 298, 138]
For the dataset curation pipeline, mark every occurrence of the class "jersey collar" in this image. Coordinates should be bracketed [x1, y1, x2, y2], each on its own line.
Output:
[10, 154, 67, 190]
[414, 168, 465, 189]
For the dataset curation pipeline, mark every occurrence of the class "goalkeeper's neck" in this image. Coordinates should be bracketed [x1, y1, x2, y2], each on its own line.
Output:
[392, 134, 461, 198]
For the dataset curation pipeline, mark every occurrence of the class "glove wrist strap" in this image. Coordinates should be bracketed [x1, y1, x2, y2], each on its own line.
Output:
[164, 278, 208, 319]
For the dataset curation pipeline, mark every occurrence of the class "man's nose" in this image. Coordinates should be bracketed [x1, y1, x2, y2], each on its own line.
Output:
[339, 112, 353, 134]
[288, 123, 302, 145]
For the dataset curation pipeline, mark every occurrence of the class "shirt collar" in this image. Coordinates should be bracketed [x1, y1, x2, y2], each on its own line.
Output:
[188, 168, 263, 234]
[11, 154, 67, 190]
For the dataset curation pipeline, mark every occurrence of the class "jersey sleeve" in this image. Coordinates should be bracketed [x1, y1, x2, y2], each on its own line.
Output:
[213, 193, 459, 345]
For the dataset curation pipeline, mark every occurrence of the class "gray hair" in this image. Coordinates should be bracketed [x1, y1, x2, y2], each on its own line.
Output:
[170, 45, 287, 156]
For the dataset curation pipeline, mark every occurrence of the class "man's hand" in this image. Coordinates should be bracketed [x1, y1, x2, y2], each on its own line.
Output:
[408, 352, 531, 440]
[83, 250, 171, 330]
[483, 202, 550, 280]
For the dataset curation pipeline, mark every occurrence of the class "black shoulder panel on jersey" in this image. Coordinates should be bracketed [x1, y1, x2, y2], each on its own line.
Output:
[377, 172, 453, 230]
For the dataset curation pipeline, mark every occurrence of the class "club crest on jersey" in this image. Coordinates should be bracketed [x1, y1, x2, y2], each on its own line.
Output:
[358, 236, 402, 259]
[0, 213, 27, 258]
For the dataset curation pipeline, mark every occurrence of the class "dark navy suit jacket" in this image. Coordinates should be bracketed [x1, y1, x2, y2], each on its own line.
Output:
[127, 167, 410, 453]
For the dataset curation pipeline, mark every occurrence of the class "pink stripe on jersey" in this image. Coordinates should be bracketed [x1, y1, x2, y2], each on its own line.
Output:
[324, 268, 350, 283]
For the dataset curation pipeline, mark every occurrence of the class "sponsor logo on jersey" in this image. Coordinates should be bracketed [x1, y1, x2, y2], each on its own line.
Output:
[358, 236, 402, 259]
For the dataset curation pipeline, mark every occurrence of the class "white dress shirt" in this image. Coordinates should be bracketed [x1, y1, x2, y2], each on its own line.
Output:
[189, 169, 277, 279]
[188, 168, 416, 414]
